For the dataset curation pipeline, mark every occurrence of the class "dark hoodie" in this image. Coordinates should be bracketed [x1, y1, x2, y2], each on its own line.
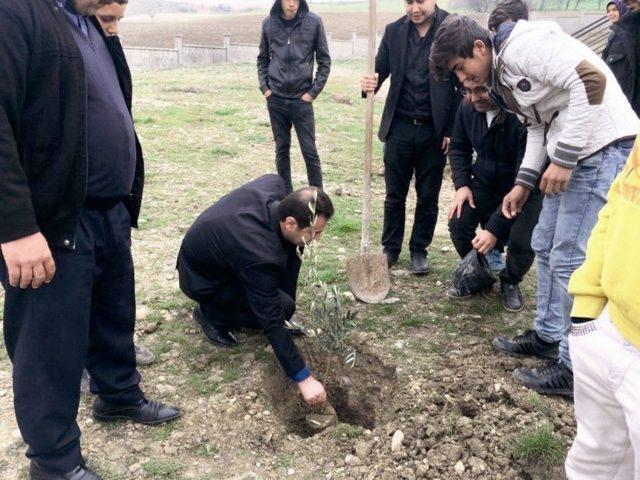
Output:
[257, 0, 331, 99]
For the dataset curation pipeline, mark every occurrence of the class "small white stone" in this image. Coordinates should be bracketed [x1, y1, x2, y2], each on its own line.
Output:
[287, 468, 295, 476]
[342, 292, 356, 303]
[391, 430, 404, 452]
[136, 305, 150, 321]
[382, 297, 401, 304]
[454, 461, 465, 475]
[156, 384, 176, 395]
[345, 454, 362, 466]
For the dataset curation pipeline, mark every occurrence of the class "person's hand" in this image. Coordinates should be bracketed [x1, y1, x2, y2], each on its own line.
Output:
[472, 229, 498, 255]
[301, 92, 314, 103]
[449, 186, 475, 220]
[264, 89, 272, 98]
[361, 73, 379, 94]
[1, 232, 56, 289]
[298, 376, 327, 406]
[540, 163, 572, 196]
[502, 185, 531, 219]
[442, 136, 451, 154]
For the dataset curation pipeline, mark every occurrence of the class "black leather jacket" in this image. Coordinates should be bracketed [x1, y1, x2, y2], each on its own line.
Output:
[257, 0, 331, 99]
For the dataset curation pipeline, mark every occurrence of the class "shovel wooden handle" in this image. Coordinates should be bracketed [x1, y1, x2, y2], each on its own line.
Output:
[361, 0, 377, 254]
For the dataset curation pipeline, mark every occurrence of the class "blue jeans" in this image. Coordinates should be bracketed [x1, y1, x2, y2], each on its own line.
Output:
[532, 140, 632, 367]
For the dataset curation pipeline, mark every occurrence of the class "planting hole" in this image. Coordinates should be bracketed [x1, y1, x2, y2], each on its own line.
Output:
[265, 342, 397, 437]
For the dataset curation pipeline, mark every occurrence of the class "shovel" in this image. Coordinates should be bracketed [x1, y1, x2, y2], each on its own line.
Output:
[345, 0, 391, 304]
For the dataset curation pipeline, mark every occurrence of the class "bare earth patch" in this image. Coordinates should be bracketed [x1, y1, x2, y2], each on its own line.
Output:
[0, 63, 571, 479]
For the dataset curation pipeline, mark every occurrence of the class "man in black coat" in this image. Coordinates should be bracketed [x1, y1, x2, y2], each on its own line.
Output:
[446, 86, 542, 312]
[0, 1, 180, 479]
[360, 0, 459, 275]
[257, 0, 331, 194]
[602, 0, 640, 116]
[177, 175, 334, 407]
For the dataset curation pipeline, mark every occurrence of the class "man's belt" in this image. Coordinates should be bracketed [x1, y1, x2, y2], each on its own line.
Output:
[395, 112, 432, 126]
[84, 196, 126, 211]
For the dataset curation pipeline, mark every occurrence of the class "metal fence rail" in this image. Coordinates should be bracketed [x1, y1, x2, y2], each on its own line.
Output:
[572, 15, 611, 55]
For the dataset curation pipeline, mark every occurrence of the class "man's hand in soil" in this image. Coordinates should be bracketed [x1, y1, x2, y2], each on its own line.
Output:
[502, 185, 531, 219]
[449, 186, 475, 220]
[1, 232, 56, 289]
[298, 376, 327, 406]
[264, 89, 272, 98]
[361, 73, 379, 94]
[540, 163, 572, 196]
[301, 93, 314, 103]
[472, 229, 498, 255]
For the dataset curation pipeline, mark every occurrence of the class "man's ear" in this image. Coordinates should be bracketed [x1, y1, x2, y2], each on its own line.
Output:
[474, 39, 488, 55]
[285, 216, 298, 232]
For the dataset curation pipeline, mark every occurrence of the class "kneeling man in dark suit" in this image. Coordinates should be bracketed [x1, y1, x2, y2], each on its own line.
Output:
[177, 175, 334, 406]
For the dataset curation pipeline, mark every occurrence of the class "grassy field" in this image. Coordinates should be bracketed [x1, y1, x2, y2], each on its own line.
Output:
[0, 62, 575, 479]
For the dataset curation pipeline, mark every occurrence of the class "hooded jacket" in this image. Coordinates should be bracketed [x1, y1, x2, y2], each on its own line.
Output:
[602, 10, 640, 116]
[257, 0, 331, 99]
[492, 20, 638, 190]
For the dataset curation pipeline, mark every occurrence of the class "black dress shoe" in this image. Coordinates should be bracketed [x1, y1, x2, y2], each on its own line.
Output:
[410, 252, 430, 275]
[500, 282, 524, 312]
[384, 250, 399, 268]
[93, 397, 182, 426]
[513, 359, 574, 397]
[492, 329, 559, 360]
[193, 305, 238, 347]
[30, 463, 102, 480]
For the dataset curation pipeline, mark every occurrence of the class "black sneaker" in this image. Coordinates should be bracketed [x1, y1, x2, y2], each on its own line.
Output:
[513, 359, 574, 397]
[500, 282, 524, 312]
[492, 329, 559, 360]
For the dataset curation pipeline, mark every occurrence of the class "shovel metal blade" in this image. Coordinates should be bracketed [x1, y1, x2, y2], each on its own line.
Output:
[345, 252, 391, 304]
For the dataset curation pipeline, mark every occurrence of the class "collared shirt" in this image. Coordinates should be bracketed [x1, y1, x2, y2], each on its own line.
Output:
[397, 20, 436, 119]
[57, 0, 89, 36]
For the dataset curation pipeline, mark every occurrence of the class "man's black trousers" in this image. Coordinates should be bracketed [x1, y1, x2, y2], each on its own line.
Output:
[177, 253, 296, 330]
[382, 117, 446, 256]
[267, 95, 323, 194]
[448, 179, 543, 285]
[1, 203, 143, 474]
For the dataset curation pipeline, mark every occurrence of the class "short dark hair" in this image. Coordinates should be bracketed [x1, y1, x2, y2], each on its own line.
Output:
[278, 187, 334, 229]
[430, 15, 492, 81]
[487, 0, 528, 32]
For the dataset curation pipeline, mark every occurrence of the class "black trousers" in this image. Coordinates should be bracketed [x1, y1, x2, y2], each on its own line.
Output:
[267, 94, 323, 194]
[1, 203, 143, 474]
[200, 282, 296, 330]
[382, 117, 446, 255]
[177, 252, 296, 330]
[448, 179, 543, 285]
